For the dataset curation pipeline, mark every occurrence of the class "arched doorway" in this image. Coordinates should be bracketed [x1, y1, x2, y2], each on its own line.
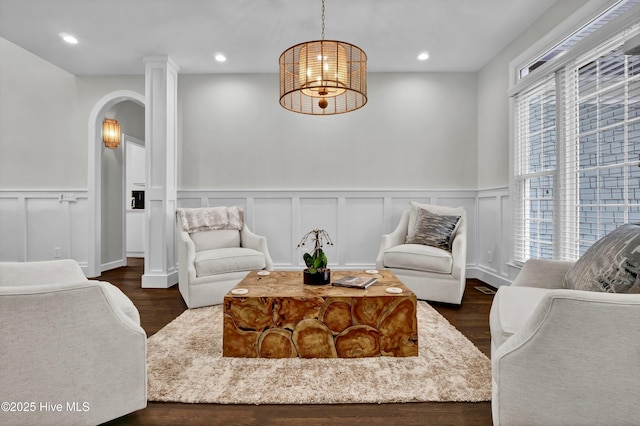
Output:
[87, 90, 145, 277]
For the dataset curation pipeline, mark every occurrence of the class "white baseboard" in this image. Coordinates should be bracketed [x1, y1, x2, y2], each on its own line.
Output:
[142, 271, 179, 288]
[467, 266, 512, 288]
[101, 259, 126, 272]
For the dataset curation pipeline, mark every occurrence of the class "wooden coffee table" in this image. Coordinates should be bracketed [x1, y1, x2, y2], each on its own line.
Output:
[222, 270, 418, 358]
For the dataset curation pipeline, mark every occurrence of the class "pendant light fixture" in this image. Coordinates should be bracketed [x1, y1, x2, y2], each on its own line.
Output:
[279, 0, 367, 115]
[102, 118, 121, 149]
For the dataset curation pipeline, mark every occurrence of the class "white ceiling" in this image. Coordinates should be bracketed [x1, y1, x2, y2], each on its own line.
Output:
[0, 0, 559, 75]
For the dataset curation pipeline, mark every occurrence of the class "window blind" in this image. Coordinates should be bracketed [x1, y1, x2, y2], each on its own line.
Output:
[513, 22, 640, 263]
[513, 76, 557, 263]
[563, 33, 640, 258]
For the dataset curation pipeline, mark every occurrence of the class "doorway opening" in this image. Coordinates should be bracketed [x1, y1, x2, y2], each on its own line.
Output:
[87, 90, 145, 278]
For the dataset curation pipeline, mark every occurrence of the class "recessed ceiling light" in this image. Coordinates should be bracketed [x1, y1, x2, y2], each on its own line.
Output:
[60, 33, 78, 44]
[417, 52, 430, 61]
[214, 53, 227, 62]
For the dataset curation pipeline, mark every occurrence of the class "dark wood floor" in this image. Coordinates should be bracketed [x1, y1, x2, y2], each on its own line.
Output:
[103, 258, 495, 426]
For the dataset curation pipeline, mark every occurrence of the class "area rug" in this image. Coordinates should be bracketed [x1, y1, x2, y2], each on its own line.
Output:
[146, 301, 492, 404]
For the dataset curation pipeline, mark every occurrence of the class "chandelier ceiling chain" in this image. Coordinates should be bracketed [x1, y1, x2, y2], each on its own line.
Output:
[278, 0, 367, 115]
[321, 0, 325, 40]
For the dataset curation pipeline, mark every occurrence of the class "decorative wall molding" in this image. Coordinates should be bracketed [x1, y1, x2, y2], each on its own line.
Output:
[0, 187, 514, 289]
[0, 190, 89, 269]
[468, 187, 513, 286]
[177, 189, 480, 270]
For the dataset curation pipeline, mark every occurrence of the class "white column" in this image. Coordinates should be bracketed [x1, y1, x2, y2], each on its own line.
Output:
[141, 56, 179, 288]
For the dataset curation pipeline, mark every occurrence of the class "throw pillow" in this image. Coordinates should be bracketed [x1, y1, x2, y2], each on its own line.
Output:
[405, 207, 461, 252]
[408, 201, 465, 237]
[563, 223, 640, 293]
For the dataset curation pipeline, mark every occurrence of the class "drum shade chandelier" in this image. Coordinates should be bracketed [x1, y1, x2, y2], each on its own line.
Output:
[279, 0, 367, 115]
[102, 118, 121, 149]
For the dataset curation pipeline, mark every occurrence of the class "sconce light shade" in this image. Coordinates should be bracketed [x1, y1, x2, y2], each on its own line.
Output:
[279, 40, 367, 115]
[103, 118, 121, 149]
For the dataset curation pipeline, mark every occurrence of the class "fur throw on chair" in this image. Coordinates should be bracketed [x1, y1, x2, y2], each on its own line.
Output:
[176, 206, 244, 233]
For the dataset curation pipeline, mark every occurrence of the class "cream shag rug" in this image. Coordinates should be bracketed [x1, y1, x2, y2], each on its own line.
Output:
[147, 301, 491, 404]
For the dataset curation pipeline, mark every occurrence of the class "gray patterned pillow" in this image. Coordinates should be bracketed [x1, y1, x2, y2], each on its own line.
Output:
[405, 207, 460, 252]
[563, 223, 640, 293]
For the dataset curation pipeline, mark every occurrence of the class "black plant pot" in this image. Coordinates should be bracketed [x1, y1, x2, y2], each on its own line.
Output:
[303, 269, 331, 285]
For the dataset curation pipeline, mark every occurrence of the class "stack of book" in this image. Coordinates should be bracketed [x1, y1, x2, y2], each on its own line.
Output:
[332, 275, 377, 289]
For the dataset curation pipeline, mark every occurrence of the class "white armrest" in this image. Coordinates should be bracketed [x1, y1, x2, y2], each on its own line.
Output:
[0, 259, 88, 286]
[375, 209, 410, 269]
[512, 258, 575, 289]
[450, 225, 467, 281]
[240, 224, 274, 270]
[177, 229, 197, 284]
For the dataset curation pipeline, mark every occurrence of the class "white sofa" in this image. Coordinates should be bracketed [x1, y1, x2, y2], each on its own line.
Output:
[490, 258, 640, 425]
[177, 207, 273, 308]
[375, 202, 467, 305]
[0, 259, 147, 426]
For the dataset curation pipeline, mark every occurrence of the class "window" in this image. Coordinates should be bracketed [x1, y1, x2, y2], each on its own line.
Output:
[513, 77, 556, 260]
[574, 46, 640, 255]
[512, 4, 640, 263]
[518, 0, 640, 79]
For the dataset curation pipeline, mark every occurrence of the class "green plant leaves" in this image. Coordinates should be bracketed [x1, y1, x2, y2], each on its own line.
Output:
[303, 248, 327, 274]
[303, 252, 313, 268]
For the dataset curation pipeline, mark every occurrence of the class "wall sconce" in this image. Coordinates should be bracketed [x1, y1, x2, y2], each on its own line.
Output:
[103, 118, 121, 149]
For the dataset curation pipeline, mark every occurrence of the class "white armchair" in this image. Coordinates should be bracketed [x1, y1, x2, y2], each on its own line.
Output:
[0, 259, 147, 426]
[176, 207, 273, 308]
[490, 258, 640, 425]
[375, 202, 467, 305]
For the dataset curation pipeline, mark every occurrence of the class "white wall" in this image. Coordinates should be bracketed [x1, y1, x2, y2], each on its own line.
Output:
[0, 0, 594, 287]
[0, 34, 508, 286]
[476, 0, 588, 190]
[473, 0, 589, 285]
[0, 38, 83, 189]
[178, 72, 478, 190]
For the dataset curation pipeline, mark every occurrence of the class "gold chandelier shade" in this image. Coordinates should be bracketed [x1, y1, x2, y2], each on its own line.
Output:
[279, 40, 367, 115]
[102, 118, 121, 149]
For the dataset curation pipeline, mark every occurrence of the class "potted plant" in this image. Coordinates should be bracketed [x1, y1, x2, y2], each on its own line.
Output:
[297, 228, 334, 285]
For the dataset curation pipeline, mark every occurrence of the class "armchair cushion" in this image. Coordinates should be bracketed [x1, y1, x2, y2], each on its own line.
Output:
[405, 207, 460, 251]
[195, 247, 266, 277]
[563, 223, 640, 293]
[382, 244, 453, 274]
[190, 229, 240, 251]
[489, 285, 551, 349]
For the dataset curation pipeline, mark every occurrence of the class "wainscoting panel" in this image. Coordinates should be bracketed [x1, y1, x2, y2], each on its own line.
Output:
[472, 187, 512, 287]
[177, 190, 483, 272]
[299, 197, 338, 267]
[343, 197, 385, 267]
[0, 191, 89, 266]
[0, 196, 23, 261]
[26, 198, 68, 261]
[253, 197, 293, 267]
[1, 188, 514, 288]
[69, 197, 88, 263]
[147, 199, 164, 273]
